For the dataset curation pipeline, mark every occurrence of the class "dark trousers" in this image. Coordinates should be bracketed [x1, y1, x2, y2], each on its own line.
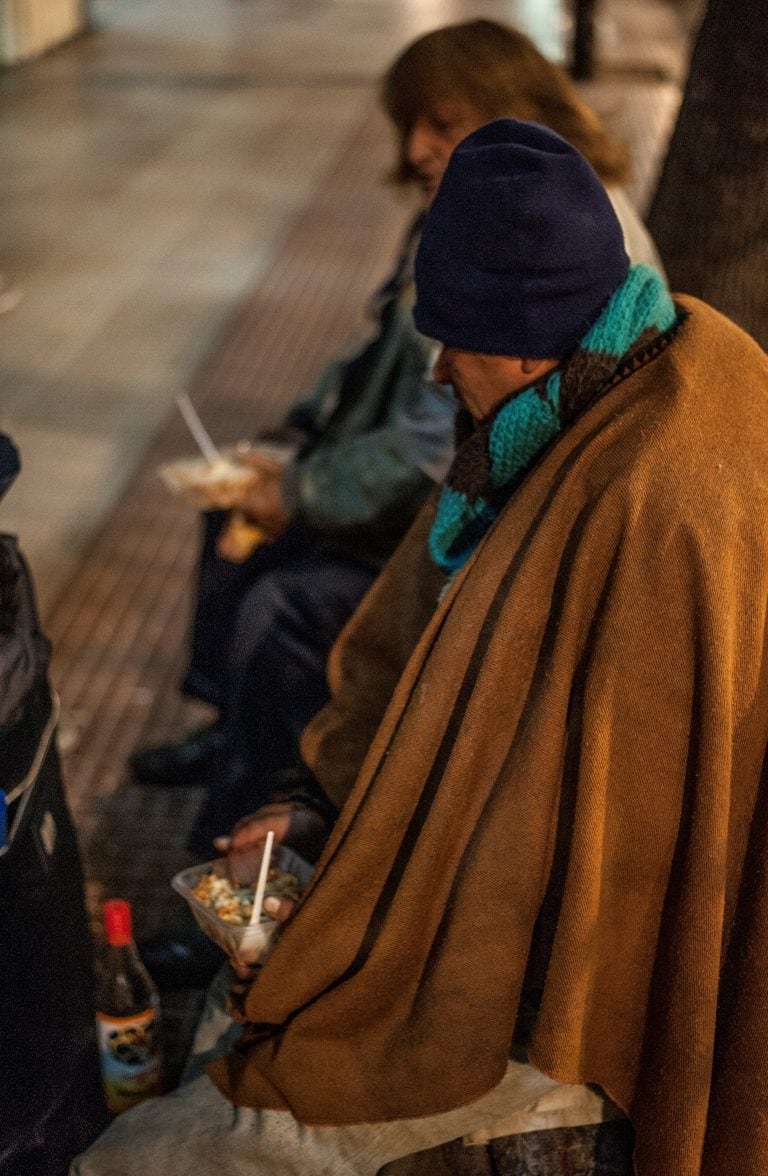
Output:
[184, 514, 376, 853]
[182, 513, 319, 709]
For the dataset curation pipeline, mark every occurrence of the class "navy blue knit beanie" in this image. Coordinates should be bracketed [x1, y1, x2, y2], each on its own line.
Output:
[414, 119, 630, 358]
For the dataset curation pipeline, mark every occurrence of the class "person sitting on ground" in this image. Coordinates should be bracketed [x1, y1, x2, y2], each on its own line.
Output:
[129, 18, 660, 863]
[73, 119, 768, 1176]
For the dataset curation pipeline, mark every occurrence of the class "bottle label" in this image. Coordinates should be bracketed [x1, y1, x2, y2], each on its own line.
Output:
[96, 1007, 163, 1114]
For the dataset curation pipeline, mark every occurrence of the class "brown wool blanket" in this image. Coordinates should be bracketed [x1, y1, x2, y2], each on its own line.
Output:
[209, 298, 768, 1175]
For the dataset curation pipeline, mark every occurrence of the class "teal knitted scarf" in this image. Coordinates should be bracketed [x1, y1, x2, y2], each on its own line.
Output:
[429, 264, 678, 573]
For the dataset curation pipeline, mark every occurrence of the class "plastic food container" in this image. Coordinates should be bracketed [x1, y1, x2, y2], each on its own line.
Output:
[171, 848, 313, 965]
[158, 451, 259, 510]
[159, 439, 298, 512]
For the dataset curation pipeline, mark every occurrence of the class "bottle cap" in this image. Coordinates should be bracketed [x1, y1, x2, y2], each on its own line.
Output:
[103, 898, 133, 946]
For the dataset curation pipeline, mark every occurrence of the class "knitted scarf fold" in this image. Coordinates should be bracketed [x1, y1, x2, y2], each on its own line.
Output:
[429, 264, 677, 572]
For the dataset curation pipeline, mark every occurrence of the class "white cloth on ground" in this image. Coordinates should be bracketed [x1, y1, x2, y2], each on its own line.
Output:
[71, 966, 623, 1176]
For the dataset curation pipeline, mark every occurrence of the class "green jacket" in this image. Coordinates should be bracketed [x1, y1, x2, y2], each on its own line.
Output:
[281, 219, 452, 567]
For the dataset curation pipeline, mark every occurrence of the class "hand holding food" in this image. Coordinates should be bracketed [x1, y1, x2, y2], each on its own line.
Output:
[227, 457, 290, 536]
[215, 799, 330, 865]
[214, 802, 294, 856]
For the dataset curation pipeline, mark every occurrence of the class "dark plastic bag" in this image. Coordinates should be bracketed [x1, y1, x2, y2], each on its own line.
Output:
[0, 711, 108, 1174]
[1, 450, 109, 1172]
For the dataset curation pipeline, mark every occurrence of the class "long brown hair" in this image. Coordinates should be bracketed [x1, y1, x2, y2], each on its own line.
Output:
[381, 19, 630, 187]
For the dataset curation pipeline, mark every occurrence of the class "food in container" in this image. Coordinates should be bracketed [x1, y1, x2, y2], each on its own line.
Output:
[190, 866, 303, 925]
[158, 437, 299, 512]
[158, 450, 259, 510]
[171, 848, 312, 965]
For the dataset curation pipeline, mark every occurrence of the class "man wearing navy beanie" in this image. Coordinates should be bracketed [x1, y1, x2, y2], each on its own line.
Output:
[414, 118, 629, 359]
[73, 121, 768, 1176]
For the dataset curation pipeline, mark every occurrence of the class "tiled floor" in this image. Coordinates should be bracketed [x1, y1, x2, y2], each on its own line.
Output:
[1, 0, 700, 1083]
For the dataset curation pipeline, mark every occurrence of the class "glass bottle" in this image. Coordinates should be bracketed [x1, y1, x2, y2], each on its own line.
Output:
[95, 898, 163, 1114]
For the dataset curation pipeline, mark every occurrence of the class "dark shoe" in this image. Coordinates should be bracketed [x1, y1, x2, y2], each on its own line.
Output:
[138, 926, 226, 990]
[129, 723, 226, 787]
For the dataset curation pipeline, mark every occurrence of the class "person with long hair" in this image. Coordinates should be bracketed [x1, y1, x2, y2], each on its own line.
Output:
[382, 18, 660, 269]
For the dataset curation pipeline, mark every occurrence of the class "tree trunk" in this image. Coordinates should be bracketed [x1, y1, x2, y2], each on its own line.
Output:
[646, 0, 768, 349]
